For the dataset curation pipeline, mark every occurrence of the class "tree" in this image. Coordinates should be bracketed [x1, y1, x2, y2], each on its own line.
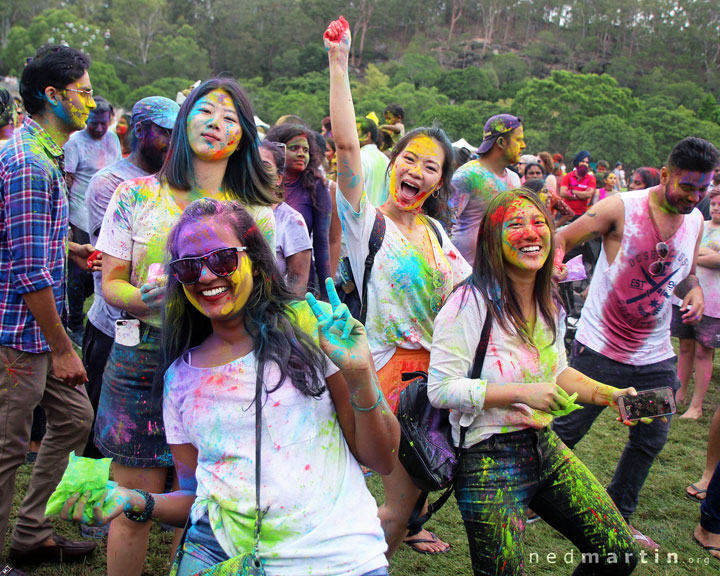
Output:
[391, 53, 444, 89]
[438, 67, 498, 103]
[416, 104, 484, 142]
[123, 77, 193, 110]
[90, 61, 127, 109]
[568, 114, 656, 169]
[514, 70, 638, 154]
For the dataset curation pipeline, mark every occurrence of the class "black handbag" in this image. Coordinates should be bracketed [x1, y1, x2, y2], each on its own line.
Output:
[397, 311, 491, 528]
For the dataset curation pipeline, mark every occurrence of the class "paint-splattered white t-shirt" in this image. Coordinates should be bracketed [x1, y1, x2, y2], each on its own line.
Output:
[337, 189, 471, 371]
[428, 285, 567, 448]
[697, 223, 720, 319]
[163, 346, 388, 575]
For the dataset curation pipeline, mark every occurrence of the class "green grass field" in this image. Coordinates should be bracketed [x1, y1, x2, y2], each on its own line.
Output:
[4, 342, 719, 575]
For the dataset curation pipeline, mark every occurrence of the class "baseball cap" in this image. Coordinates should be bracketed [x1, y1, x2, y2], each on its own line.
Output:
[477, 114, 522, 155]
[131, 97, 180, 130]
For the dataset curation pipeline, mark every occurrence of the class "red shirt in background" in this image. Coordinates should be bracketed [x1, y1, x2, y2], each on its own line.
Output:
[561, 170, 596, 215]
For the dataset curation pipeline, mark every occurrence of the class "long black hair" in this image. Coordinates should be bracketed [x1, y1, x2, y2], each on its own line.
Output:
[265, 123, 324, 205]
[158, 198, 327, 400]
[158, 77, 277, 207]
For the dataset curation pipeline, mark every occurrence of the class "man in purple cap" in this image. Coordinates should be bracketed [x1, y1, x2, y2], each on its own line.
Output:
[81, 96, 179, 467]
[448, 114, 525, 262]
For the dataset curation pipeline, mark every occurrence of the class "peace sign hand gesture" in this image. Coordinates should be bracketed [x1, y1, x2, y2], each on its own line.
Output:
[306, 278, 372, 373]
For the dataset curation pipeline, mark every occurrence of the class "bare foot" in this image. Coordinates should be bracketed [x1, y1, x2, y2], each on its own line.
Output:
[404, 528, 450, 554]
[675, 390, 687, 405]
[693, 524, 720, 561]
[680, 407, 703, 420]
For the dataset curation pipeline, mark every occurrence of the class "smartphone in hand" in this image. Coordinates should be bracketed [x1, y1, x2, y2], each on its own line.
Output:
[617, 387, 677, 421]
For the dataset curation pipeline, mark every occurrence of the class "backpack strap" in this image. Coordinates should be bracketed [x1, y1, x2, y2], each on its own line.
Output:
[406, 310, 492, 533]
[424, 216, 444, 248]
[359, 211, 386, 325]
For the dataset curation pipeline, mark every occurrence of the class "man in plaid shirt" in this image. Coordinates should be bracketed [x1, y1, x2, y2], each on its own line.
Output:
[0, 45, 100, 574]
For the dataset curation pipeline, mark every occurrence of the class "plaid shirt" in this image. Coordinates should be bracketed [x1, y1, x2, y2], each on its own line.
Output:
[0, 119, 68, 353]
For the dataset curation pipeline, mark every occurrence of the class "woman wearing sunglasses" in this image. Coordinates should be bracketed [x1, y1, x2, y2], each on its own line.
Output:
[63, 198, 398, 576]
[93, 78, 277, 576]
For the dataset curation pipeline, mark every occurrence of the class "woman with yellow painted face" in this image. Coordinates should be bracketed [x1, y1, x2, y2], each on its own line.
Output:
[92, 78, 277, 576]
[325, 18, 471, 556]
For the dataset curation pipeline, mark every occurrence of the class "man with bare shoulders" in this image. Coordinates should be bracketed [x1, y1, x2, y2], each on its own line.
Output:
[552, 137, 719, 550]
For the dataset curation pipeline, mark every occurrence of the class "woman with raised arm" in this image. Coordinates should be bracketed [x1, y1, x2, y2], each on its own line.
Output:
[428, 188, 640, 575]
[325, 17, 471, 556]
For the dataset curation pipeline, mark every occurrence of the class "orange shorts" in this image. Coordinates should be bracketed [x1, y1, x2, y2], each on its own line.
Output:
[377, 348, 430, 414]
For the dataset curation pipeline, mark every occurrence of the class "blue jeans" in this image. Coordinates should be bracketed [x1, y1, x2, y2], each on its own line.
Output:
[552, 341, 677, 520]
[176, 513, 389, 576]
[455, 427, 637, 576]
[701, 460, 720, 534]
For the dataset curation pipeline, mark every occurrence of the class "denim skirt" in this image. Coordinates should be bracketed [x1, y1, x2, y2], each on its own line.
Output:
[94, 324, 172, 467]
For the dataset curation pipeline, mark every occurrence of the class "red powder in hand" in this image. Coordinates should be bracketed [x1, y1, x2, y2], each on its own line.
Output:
[324, 16, 349, 42]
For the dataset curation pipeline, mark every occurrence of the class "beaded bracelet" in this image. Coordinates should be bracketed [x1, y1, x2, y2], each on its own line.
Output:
[350, 384, 384, 412]
[124, 489, 154, 523]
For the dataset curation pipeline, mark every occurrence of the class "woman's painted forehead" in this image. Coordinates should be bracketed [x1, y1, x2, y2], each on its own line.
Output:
[503, 198, 543, 221]
[178, 218, 240, 256]
[403, 136, 443, 160]
[192, 89, 236, 112]
[287, 135, 309, 147]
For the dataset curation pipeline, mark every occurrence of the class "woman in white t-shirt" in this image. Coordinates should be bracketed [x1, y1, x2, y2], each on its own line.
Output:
[428, 189, 639, 575]
[94, 78, 277, 575]
[325, 18, 471, 555]
[63, 198, 398, 576]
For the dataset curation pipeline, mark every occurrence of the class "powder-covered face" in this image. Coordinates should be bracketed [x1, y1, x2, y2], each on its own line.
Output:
[604, 172, 618, 188]
[662, 168, 714, 215]
[139, 122, 173, 172]
[629, 172, 646, 190]
[388, 135, 444, 212]
[713, 165, 720, 185]
[285, 135, 310, 174]
[54, 71, 95, 131]
[86, 110, 111, 140]
[187, 89, 242, 161]
[501, 126, 526, 165]
[501, 198, 551, 274]
[178, 217, 254, 323]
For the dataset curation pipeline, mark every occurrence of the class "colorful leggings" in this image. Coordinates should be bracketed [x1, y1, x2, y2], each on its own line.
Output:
[455, 427, 638, 576]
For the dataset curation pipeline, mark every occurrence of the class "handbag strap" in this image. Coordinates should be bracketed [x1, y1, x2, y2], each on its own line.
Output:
[457, 308, 492, 448]
[253, 358, 265, 557]
[406, 308, 493, 533]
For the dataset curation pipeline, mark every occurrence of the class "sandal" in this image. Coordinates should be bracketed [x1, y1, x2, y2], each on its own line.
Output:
[628, 524, 660, 550]
[0, 563, 27, 576]
[693, 535, 720, 562]
[686, 483, 708, 502]
[404, 530, 450, 555]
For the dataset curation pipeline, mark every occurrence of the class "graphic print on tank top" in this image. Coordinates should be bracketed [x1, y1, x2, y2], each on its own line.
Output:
[577, 189, 702, 364]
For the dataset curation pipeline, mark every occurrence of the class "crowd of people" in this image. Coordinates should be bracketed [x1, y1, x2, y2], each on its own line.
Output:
[1, 16, 720, 576]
